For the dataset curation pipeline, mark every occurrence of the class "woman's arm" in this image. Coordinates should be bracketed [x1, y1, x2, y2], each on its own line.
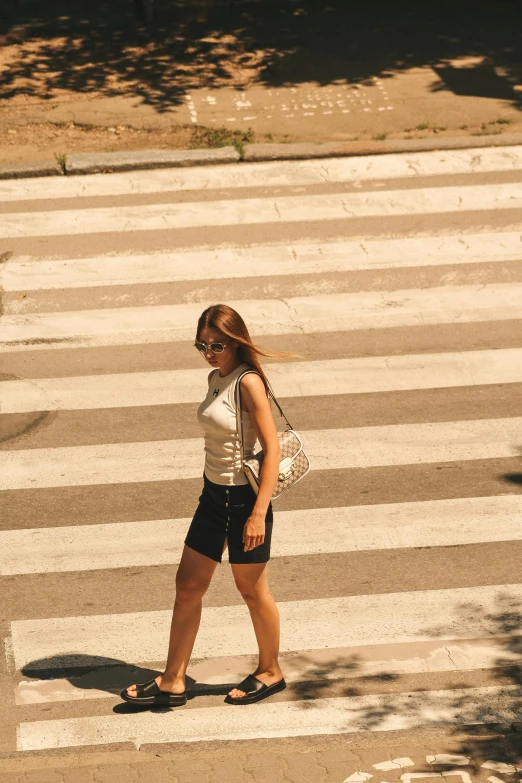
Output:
[239, 373, 281, 551]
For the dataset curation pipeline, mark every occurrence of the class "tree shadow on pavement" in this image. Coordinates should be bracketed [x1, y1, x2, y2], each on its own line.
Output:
[0, 0, 520, 112]
[310, 593, 522, 764]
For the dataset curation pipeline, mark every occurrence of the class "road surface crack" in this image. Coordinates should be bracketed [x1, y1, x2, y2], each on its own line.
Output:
[341, 200, 356, 216]
[444, 646, 460, 670]
[319, 165, 330, 182]
[407, 161, 421, 175]
[280, 297, 305, 334]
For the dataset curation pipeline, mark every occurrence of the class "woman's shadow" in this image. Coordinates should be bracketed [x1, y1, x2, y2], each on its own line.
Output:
[502, 473, 522, 486]
[21, 655, 238, 713]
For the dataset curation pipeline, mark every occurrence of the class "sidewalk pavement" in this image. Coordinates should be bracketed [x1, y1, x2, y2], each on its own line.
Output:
[2, 725, 522, 783]
[2, 64, 521, 171]
[3, 64, 521, 139]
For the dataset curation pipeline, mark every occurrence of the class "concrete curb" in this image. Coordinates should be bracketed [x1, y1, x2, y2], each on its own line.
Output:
[372, 131, 522, 154]
[0, 158, 62, 179]
[243, 133, 522, 161]
[242, 142, 354, 161]
[65, 146, 240, 174]
[1, 133, 522, 180]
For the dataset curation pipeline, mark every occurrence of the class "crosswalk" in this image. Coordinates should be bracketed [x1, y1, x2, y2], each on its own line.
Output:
[2, 495, 522, 575]
[4, 183, 522, 239]
[3, 349, 522, 412]
[1, 145, 522, 757]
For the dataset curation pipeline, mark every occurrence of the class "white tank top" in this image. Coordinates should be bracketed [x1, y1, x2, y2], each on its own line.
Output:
[197, 363, 259, 486]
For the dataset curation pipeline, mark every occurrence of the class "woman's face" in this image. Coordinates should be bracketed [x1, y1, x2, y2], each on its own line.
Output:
[196, 327, 238, 372]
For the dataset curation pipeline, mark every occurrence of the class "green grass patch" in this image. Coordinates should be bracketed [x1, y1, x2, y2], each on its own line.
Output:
[373, 132, 388, 141]
[191, 125, 255, 158]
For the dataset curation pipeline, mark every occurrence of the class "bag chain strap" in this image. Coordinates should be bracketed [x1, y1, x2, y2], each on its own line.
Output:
[234, 369, 293, 464]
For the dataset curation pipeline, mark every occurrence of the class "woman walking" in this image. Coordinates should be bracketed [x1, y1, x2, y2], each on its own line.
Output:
[122, 303, 286, 706]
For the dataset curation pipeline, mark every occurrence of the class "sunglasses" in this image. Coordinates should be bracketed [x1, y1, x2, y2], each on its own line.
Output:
[194, 340, 228, 354]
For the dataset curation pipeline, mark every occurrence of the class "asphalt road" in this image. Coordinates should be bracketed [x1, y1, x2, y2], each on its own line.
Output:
[1, 147, 522, 781]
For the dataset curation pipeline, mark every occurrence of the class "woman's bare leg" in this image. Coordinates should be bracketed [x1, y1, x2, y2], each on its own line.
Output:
[228, 562, 283, 698]
[125, 545, 218, 696]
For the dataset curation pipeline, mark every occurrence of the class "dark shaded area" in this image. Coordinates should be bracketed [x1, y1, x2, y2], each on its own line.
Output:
[288, 593, 522, 765]
[0, 0, 520, 112]
[503, 473, 522, 486]
[20, 655, 235, 704]
[501, 449, 522, 486]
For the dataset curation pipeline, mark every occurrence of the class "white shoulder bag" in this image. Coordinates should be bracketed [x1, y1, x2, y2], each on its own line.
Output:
[234, 369, 311, 500]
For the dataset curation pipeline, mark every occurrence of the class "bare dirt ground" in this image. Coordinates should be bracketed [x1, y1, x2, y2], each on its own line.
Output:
[2, 117, 522, 166]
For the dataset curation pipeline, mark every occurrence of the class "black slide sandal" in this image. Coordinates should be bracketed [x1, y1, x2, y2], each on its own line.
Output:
[120, 678, 187, 707]
[224, 674, 286, 705]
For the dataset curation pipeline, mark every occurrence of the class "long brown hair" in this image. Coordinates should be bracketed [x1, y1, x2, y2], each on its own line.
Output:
[196, 304, 293, 394]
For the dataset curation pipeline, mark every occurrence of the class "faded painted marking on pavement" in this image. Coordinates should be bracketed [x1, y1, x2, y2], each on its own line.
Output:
[1, 495, 520, 575]
[6, 231, 522, 292]
[11, 583, 522, 670]
[16, 685, 522, 750]
[2, 283, 522, 352]
[1, 417, 521, 490]
[2, 348, 522, 413]
[3, 183, 522, 238]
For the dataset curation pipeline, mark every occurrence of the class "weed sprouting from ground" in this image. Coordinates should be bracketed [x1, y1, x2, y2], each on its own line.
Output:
[54, 152, 66, 173]
[190, 125, 255, 158]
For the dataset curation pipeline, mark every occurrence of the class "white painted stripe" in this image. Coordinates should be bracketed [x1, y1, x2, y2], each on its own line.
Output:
[15, 685, 522, 750]
[3, 183, 522, 238]
[1, 417, 520, 491]
[2, 495, 520, 575]
[3, 348, 522, 414]
[17, 637, 521, 704]
[2, 146, 521, 202]
[2, 283, 521, 352]
[11, 583, 522, 670]
[5, 230, 522, 292]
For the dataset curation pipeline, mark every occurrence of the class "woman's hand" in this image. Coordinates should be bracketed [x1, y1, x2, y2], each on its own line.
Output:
[243, 510, 266, 551]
